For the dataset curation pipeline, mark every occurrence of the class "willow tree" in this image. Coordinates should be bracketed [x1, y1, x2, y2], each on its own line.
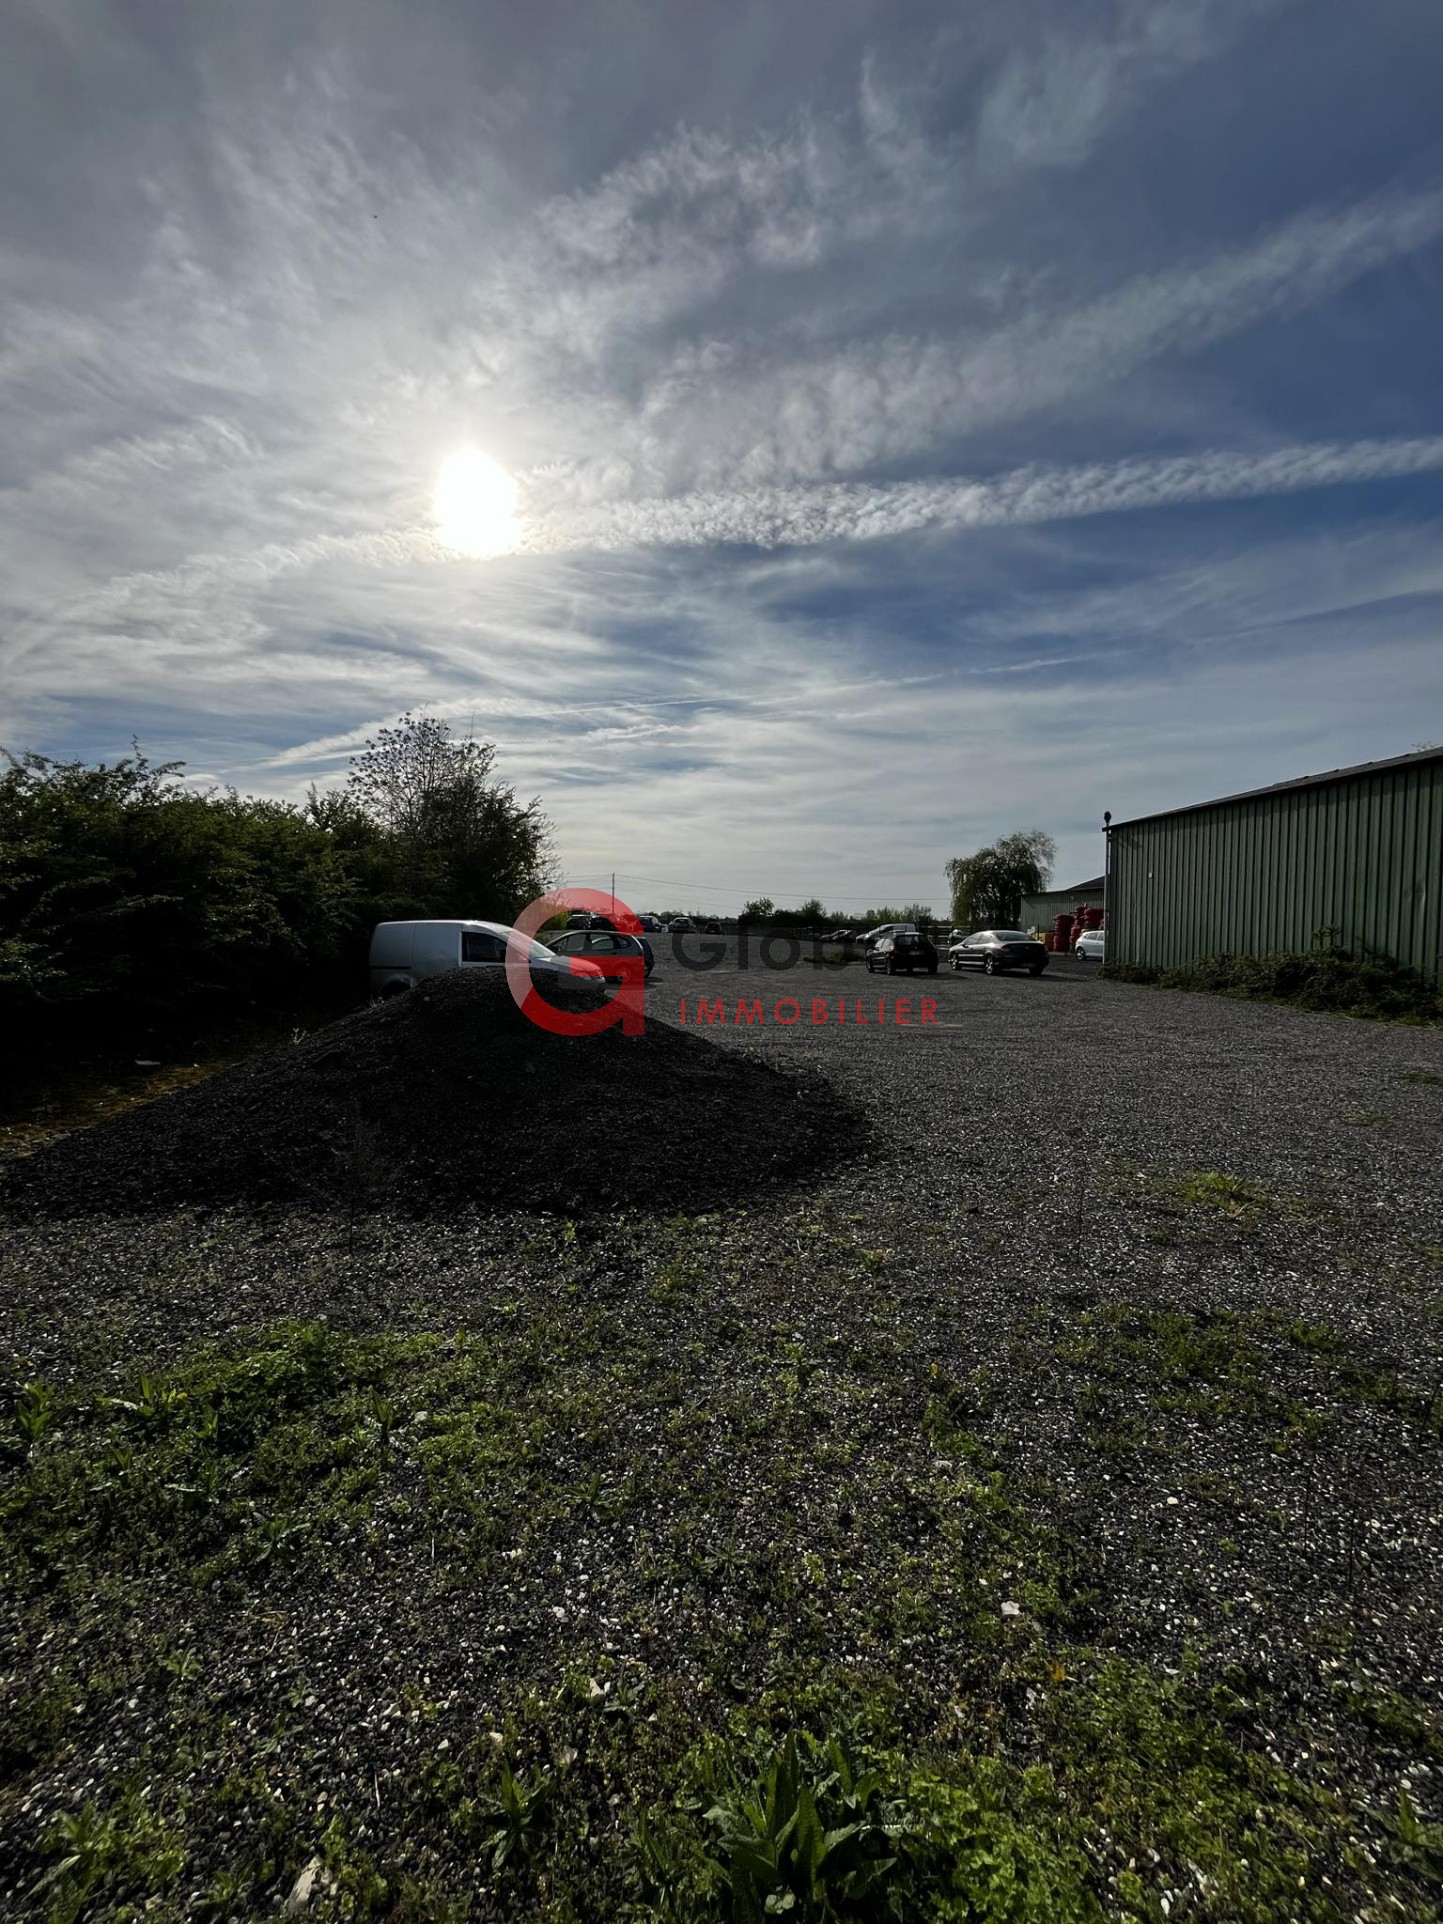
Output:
[945, 830, 1056, 928]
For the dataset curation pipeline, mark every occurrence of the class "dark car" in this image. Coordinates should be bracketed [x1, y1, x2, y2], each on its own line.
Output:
[947, 929, 1048, 976]
[701, 918, 722, 934]
[547, 928, 654, 976]
[824, 927, 853, 943]
[865, 930, 938, 975]
[637, 914, 664, 932]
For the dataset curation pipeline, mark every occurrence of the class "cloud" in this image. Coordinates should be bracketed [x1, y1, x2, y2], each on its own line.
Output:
[577, 184, 1443, 492]
[527, 433, 1443, 552]
[971, 0, 1302, 176]
[2, 1, 1440, 913]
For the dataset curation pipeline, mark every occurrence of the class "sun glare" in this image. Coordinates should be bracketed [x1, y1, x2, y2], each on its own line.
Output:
[433, 448, 521, 557]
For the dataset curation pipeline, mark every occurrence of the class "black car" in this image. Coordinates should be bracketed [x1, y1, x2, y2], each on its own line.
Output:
[701, 918, 722, 934]
[947, 929, 1048, 976]
[865, 930, 938, 975]
[547, 928, 654, 975]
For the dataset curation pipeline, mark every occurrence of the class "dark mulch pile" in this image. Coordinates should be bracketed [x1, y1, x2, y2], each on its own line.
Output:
[0, 971, 860, 1218]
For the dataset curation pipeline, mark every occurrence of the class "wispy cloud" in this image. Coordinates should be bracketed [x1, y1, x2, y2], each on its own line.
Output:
[568, 185, 1443, 493]
[530, 433, 1443, 551]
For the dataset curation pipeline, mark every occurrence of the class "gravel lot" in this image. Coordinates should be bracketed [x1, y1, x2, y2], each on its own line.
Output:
[2, 942, 1441, 1920]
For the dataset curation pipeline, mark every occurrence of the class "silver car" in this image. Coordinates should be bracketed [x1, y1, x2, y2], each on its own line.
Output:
[547, 927, 655, 977]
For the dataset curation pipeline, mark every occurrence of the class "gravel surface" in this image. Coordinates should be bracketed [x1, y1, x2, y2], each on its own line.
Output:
[2, 942, 1441, 1920]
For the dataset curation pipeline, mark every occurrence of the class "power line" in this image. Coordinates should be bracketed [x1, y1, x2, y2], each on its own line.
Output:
[567, 869, 937, 906]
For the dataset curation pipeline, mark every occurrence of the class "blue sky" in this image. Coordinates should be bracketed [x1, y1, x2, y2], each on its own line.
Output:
[2, 0, 1441, 912]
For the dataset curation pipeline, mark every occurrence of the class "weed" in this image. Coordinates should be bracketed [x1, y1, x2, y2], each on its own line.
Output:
[31, 1794, 185, 1923]
[472, 1762, 554, 1874]
[12, 1378, 56, 1453]
[1385, 1789, 1443, 1891]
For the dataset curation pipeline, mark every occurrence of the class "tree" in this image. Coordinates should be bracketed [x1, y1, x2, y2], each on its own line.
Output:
[344, 712, 552, 918]
[740, 897, 774, 922]
[945, 831, 1056, 928]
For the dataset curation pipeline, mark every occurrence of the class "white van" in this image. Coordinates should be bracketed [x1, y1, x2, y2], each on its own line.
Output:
[368, 919, 603, 998]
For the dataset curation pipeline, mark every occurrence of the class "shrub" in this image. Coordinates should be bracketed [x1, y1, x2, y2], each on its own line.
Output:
[1102, 950, 1441, 1021]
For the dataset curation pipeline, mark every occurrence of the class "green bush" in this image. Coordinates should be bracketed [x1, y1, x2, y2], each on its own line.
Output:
[0, 721, 552, 1058]
[1103, 950, 1441, 1021]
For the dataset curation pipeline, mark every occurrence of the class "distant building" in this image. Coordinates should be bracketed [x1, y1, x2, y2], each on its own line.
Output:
[1106, 745, 1443, 986]
[1019, 876, 1105, 933]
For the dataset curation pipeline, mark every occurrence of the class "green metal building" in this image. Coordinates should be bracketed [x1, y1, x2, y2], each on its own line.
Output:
[1105, 746, 1443, 986]
[1019, 876, 1106, 933]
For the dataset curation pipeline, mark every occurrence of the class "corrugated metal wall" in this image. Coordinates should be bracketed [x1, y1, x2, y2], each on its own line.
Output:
[1020, 884, 1106, 929]
[1108, 753, 1443, 985]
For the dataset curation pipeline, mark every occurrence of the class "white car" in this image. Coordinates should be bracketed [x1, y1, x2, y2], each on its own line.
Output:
[368, 919, 604, 997]
[1074, 928, 1106, 961]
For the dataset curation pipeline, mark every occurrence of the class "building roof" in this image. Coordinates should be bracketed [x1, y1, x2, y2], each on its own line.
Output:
[1106, 743, 1443, 832]
[1027, 876, 1105, 896]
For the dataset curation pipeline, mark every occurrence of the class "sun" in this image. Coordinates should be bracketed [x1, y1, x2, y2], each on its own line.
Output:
[433, 449, 521, 557]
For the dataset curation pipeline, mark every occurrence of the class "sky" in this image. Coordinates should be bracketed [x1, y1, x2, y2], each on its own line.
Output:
[2, 0, 1441, 914]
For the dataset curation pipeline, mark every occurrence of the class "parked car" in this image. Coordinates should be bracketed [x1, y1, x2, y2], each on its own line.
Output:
[858, 921, 917, 951]
[369, 920, 605, 997]
[1074, 928, 1106, 961]
[824, 927, 853, 943]
[701, 919, 722, 934]
[547, 928, 654, 976]
[564, 910, 595, 930]
[669, 916, 696, 932]
[866, 930, 939, 975]
[947, 929, 1048, 976]
[637, 914, 664, 932]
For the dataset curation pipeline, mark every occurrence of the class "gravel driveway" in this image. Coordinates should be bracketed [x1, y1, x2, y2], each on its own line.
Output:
[2, 946, 1440, 1920]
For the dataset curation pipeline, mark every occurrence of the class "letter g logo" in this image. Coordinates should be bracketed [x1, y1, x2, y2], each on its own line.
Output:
[506, 888, 646, 1037]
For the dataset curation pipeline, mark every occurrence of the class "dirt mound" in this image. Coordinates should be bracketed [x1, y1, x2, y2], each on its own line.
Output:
[0, 971, 859, 1219]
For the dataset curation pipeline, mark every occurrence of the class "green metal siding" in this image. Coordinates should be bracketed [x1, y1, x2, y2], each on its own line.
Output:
[1108, 753, 1443, 985]
[1019, 883, 1106, 930]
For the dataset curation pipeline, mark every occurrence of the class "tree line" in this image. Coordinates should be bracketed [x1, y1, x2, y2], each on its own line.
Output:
[0, 713, 550, 1057]
[736, 832, 1058, 933]
[1, 696, 1062, 1067]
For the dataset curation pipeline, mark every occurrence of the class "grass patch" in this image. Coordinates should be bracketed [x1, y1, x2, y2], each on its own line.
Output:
[4, 1282, 1441, 1920]
[1116, 1166, 1279, 1232]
